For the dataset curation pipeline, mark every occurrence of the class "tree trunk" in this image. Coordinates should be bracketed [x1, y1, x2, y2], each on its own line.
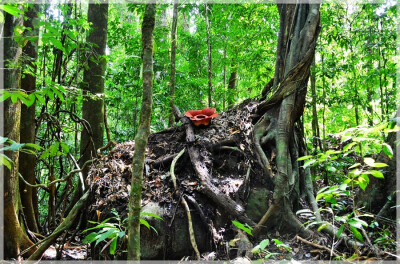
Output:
[79, 2, 108, 186]
[168, 2, 178, 127]
[19, 4, 40, 233]
[253, 3, 320, 236]
[3, 10, 35, 259]
[227, 64, 237, 109]
[205, 4, 213, 108]
[127, 4, 156, 260]
[310, 59, 322, 151]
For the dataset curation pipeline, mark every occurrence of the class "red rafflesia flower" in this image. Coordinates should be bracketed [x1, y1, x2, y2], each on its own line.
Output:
[184, 108, 218, 127]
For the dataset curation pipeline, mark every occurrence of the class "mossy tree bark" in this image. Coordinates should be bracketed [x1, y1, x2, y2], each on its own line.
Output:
[80, 2, 109, 184]
[253, 3, 321, 236]
[3, 10, 35, 259]
[127, 4, 156, 260]
[19, 4, 40, 234]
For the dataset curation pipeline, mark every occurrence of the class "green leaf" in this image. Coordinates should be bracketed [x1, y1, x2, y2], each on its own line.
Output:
[350, 226, 363, 242]
[140, 212, 163, 220]
[364, 157, 375, 167]
[297, 155, 313, 161]
[0, 136, 8, 145]
[348, 163, 361, 169]
[140, 218, 150, 229]
[232, 220, 253, 236]
[372, 163, 388, 168]
[95, 228, 118, 246]
[50, 37, 65, 52]
[303, 159, 317, 168]
[382, 143, 393, 158]
[368, 170, 384, 179]
[0, 153, 13, 170]
[25, 93, 36, 107]
[0, 5, 24, 17]
[24, 143, 43, 151]
[83, 223, 115, 233]
[35, 93, 46, 105]
[0, 90, 11, 102]
[318, 223, 329, 231]
[82, 232, 98, 244]
[336, 224, 345, 238]
[109, 237, 117, 255]
[343, 142, 357, 152]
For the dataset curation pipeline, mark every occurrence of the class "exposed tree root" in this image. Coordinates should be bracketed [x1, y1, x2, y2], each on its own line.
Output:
[252, 113, 274, 181]
[170, 148, 200, 260]
[25, 190, 89, 260]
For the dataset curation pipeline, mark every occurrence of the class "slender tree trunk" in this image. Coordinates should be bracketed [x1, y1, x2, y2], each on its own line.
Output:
[3, 10, 35, 259]
[127, 4, 156, 260]
[321, 53, 326, 150]
[168, 2, 178, 127]
[19, 4, 40, 233]
[227, 64, 237, 109]
[222, 46, 227, 110]
[310, 59, 322, 151]
[205, 4, 213, 107]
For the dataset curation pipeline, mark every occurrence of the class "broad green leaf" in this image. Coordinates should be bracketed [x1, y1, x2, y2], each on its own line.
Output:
[0, 5, 24, 17]
[258, 239, 269, 250]
[50, 38, 65, 52]
[368, 170, 384, 179]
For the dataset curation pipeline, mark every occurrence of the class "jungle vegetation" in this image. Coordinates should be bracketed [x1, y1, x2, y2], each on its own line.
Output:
[1, 1, 398, 261]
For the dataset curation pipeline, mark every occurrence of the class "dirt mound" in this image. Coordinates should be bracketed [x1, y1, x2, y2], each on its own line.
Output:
[85, 100, 274, 259]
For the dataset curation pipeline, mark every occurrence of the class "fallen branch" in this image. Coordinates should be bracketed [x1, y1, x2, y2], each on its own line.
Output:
[296, 235, 340, 258]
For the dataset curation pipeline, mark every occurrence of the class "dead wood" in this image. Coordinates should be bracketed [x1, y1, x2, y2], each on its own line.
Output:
[172, 105, 256, 227]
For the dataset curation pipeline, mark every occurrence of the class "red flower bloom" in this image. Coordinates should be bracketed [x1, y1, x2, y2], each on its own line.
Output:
[184, 107, 218, 126]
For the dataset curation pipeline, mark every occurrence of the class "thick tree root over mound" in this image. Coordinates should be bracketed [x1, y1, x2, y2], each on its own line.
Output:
[86, 100, 314, 259]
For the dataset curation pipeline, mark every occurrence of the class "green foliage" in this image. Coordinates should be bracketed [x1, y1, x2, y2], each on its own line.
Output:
[232, 220, 253, 236]
[83, 209, 163, 256]
[0, 136, 42, 170]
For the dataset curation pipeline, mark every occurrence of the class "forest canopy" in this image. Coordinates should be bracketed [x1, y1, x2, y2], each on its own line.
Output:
[1, 1, 398, 261]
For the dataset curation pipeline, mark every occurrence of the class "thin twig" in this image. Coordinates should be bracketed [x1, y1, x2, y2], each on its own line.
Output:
[296, 235, 340, 257]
